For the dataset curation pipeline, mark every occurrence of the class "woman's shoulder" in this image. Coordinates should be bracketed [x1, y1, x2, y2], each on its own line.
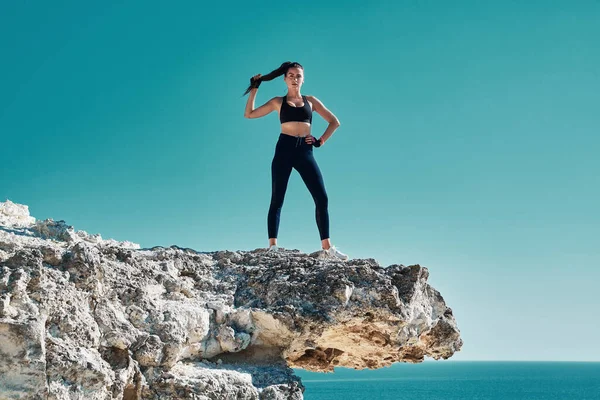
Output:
[304, 94, 317, 103]
[269, 96, 284, 110]
[306, 94, 328, 103]
[264, 96, 284, 104]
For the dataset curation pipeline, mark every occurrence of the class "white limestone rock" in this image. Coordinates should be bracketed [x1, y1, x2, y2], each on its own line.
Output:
[0, 200, 36, 228]
[0, 200, 462, 399]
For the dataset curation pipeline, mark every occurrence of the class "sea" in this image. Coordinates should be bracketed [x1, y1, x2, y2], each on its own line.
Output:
[294, 362, 600, 400]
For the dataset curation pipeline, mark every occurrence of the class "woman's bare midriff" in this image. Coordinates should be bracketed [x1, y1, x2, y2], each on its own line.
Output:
[280, 121, 311, 137]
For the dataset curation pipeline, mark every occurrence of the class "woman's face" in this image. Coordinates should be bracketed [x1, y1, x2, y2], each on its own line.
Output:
[284, 67, 304, 90]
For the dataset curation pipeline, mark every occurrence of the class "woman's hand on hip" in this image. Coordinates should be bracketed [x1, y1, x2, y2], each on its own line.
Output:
[306, 135, 322, 147]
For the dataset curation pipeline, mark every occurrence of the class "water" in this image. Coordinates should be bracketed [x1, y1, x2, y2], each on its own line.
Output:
[294, 362, 600, 400]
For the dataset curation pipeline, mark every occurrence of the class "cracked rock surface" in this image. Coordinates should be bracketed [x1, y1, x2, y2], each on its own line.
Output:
[0, 200, 462, 399]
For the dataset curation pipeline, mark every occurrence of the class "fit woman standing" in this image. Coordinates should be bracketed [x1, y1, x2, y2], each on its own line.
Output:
[243, 61, 348, 260]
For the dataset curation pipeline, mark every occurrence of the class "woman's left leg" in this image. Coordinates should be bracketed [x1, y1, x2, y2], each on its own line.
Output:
[294, 150, 330, 242]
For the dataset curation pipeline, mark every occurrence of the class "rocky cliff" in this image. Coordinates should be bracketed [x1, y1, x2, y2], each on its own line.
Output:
[0, 200, 462, 399]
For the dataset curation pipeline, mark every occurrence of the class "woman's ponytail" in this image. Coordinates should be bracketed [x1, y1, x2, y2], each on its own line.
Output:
[243, 61, 303, 96]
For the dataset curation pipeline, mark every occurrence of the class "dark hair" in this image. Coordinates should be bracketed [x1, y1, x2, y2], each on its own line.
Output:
[243, 61, 304, 96]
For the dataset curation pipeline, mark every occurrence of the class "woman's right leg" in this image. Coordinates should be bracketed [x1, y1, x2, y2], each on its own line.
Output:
[267, 147, 293, 242]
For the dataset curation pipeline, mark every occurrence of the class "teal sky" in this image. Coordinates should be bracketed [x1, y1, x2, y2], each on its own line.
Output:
[2, 1, 599, 362]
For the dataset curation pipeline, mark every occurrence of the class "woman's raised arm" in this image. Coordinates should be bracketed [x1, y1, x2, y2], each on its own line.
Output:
[244, 89, 278, 119]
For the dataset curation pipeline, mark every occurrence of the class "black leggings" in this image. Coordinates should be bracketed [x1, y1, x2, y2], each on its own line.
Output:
[268, 133, 329, 240]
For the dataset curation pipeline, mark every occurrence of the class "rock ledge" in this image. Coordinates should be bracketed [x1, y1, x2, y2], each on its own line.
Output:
[0, 200, 462, 399]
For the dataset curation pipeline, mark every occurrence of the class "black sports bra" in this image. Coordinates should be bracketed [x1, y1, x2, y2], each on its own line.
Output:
[279, 95, 312, 124]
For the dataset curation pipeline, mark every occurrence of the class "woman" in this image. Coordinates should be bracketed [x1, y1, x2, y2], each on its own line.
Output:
[243, 61, 348, 261]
